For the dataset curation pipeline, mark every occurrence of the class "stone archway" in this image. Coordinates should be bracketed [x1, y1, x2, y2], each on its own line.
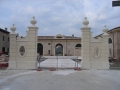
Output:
[37, 43, 43, 55]
[75, 44, 81, 56]
[55, 44, 63, 56]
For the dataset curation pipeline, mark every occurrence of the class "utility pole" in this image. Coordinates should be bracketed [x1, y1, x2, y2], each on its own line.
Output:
[112, 0, 120, 7]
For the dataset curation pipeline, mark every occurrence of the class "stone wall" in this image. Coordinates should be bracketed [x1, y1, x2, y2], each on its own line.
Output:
[81, 17, 109, 69]
[9, 17, 38, 69]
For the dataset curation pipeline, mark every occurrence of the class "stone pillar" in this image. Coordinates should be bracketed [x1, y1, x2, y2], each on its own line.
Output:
[81, 17, 91, 69]
[27, 16, 39, 69]
[9, 24, 17, 69]
[101, 26, 109, 69]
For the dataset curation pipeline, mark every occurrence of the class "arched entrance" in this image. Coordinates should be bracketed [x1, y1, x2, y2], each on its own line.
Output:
[37, 43, 43, 55]
[75, 43, 81, 56]
[55, 44, 63, 56]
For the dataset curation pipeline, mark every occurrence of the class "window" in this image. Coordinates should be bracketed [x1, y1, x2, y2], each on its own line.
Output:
[7, 48, 9, 53]
[75, 44, 81, 47]
[68, 50, 70, 54]
[8, 37, 9, 42]
[48, 50, 50, 54]
[2, 47, 5, 52]
[48, 43, 50, 45]
[108, 38, 112, 44]
[3, 35, 4, 41]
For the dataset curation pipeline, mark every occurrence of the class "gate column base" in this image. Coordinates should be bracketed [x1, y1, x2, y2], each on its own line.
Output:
[81, 61, 91, 69]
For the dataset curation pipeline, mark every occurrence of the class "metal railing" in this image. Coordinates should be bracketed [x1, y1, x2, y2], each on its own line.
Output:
[36, 56, 82, 69]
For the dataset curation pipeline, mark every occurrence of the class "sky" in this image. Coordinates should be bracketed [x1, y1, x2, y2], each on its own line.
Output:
[0, 0, 120, 37]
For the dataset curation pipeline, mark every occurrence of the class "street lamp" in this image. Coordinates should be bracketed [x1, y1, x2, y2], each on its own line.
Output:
[76, 52, 78, 68]
[37, 54, 42, 71]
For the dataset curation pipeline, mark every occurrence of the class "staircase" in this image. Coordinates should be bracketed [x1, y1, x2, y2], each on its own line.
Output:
[109, 60, 120, 70]
[110, 64, 120, 70]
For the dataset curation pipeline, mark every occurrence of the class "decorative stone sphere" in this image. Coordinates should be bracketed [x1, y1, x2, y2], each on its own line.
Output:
[30, 16, 37, 25]
[10, 24, 16, 32]
[103, 25, 108, 33]
[83, 17, 89, 26]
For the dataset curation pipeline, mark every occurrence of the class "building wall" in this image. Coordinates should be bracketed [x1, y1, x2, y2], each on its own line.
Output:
[95, 27, 120, 59]
[117, 31, 120, 59]
[108, 28, 120, 59]
[0, 30, 9, 53]
[108, 33, 113, 58]
[9, 23, 38, 69]
[38, 39, 81, 56]
[113, 32, 118, 58]
[0, 32, 2, 52]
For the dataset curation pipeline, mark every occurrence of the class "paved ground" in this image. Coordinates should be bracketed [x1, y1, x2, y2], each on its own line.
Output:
[40, 56, 81, 68]
[0, 69, 120, 90]
[40, 58, 81, 68]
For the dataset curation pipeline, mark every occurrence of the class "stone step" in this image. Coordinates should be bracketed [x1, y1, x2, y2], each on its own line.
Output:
[110, 67, 120, 70]
[110, 65, 120, 67]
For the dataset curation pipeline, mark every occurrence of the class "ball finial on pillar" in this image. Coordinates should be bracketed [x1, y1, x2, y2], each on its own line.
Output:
[103, 25, 108, 35]
[103, 25, 108, 33]
[30, 16, 37, 25]
[10, 24, 16, 34]
[83, 17, 89, 26]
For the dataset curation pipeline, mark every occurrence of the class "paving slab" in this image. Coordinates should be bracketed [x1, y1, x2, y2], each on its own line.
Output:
[0, 70, 120, 90]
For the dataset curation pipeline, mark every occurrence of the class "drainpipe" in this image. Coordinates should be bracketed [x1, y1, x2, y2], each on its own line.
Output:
[113, 33, 114, 58]
[66, 40, 67, 55]
[51, 40, 52, 55]
[116, 31, 119, 59]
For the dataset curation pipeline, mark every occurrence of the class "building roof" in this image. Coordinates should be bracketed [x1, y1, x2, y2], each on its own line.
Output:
[108, 26, 120, 33]
[38, 35, 81, 39]
[38, 36, 54, 39]
[0, 28, 10, 34]
[94, 26, 120, 38]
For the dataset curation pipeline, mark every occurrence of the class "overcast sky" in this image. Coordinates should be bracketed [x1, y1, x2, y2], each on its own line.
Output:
[0, 0, 120, 37]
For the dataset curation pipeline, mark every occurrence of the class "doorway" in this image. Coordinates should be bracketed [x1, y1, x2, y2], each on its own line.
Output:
[37, 43, 43, 55]
[55, 44, 63, 56]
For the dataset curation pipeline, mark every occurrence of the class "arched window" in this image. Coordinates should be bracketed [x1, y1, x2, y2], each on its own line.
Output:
[75, 44, 81, 47]
[108, 38, 112, 44]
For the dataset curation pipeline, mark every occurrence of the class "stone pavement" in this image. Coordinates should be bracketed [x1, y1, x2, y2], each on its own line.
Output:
[0, 69, 120, 90]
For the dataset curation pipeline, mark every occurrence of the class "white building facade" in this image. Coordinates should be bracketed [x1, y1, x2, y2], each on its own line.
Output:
[37, 35, 81, 56]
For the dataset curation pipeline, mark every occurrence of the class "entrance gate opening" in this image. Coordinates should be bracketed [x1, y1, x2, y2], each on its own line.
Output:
[55, 44, 63, 56]
[37, 43, 43, 55]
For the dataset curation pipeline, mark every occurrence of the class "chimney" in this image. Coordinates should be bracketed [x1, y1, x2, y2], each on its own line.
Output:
[72, 34, 74, 37]
[5, 27, 7, 31]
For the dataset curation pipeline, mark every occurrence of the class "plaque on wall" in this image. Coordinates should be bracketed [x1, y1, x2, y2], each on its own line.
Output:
[19, 46, 26, 57]
[93, 46, 100, 58]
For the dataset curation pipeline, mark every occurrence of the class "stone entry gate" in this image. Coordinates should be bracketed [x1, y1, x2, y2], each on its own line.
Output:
[9, 17, 109, 69]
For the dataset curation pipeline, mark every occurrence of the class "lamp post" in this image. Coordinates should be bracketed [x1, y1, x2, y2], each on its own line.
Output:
[77, 52, 78, 68]
[37, 54, 42, 71]
[57, 55, 58, 69]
